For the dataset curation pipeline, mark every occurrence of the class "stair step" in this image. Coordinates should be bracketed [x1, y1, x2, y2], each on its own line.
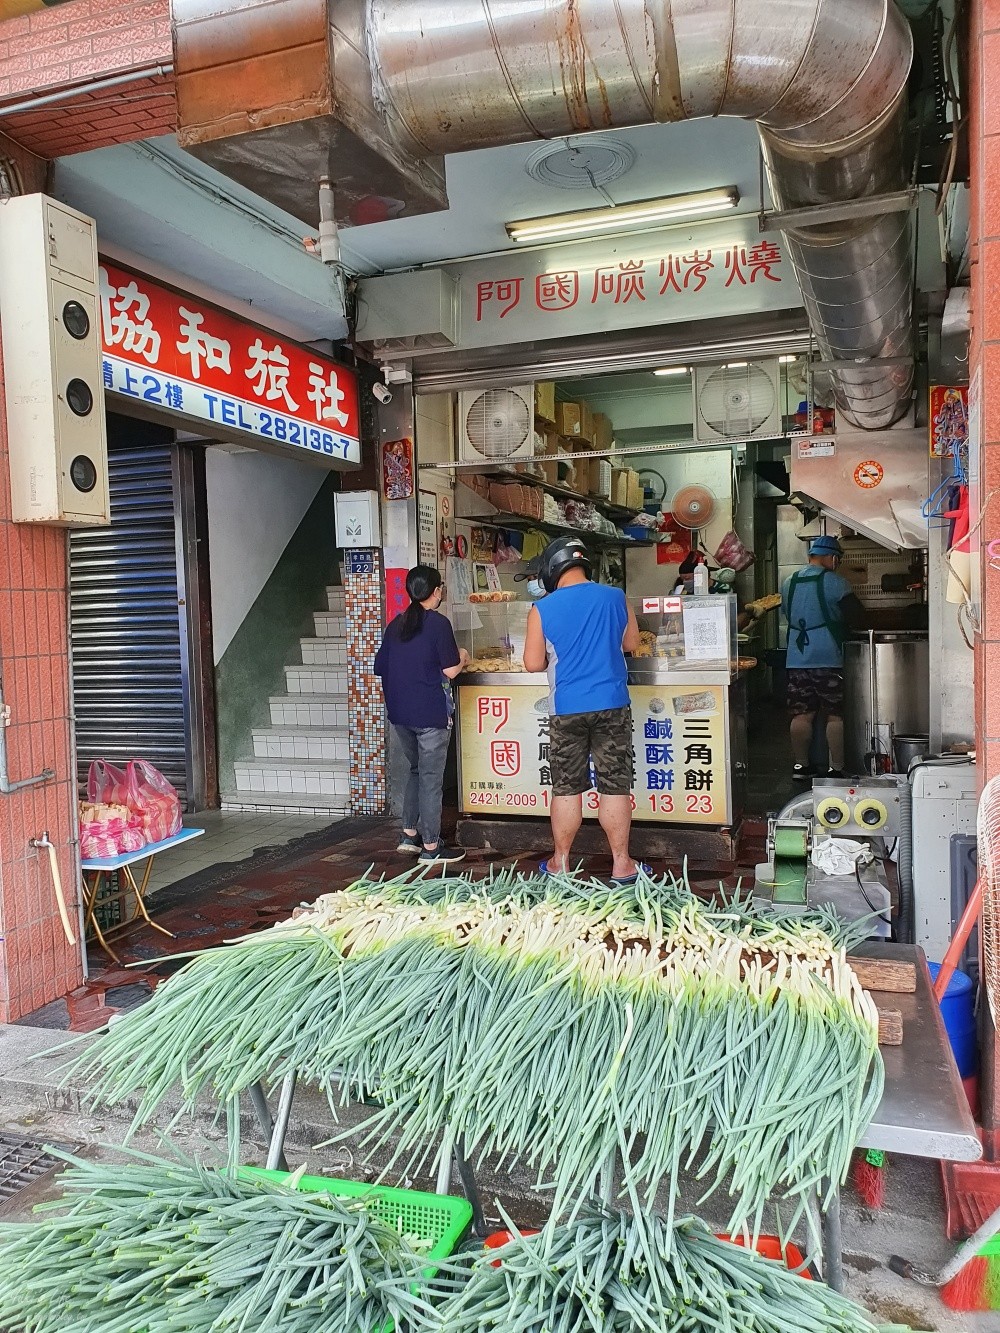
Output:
[300, 637, 348, 666]
[314, 611, 347, 639]
[325, 586, 346, 612]
[221, 790, 349, 814]
[285, 665, 348, 694]
[253, 726, 349, 762]
[270, 694, 349, 728]
[234, 757, 350, 799]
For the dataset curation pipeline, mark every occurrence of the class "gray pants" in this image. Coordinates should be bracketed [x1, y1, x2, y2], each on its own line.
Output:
[394, 723, 452, 848]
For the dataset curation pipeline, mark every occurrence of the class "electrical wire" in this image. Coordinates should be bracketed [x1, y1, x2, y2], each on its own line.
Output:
[855, 859, 893, 928]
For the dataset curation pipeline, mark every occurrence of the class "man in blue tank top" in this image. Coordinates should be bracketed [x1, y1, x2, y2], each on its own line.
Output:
[523, 538, 644, 883]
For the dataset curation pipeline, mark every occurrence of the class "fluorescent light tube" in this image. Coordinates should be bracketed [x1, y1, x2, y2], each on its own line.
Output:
[653, 366, 690, 377]
[506, 188, 740, 244]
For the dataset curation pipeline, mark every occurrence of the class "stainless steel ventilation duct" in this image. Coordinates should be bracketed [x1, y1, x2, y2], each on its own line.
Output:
[367, 0, 915, 430]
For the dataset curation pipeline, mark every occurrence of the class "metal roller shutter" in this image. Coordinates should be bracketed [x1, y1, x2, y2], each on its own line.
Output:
[69, 436, 191, 807]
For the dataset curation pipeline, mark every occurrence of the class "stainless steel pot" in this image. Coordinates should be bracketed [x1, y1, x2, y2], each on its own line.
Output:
[843, 632, 929, 774]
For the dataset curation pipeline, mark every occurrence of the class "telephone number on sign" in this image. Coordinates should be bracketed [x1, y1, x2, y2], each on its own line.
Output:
[109, 364, 358, 461]
[468, 790, 715, 816]
[468, 790, 550, 808]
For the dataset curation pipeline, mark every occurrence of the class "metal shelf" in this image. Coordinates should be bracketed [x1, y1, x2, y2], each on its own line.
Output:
[462, 513, 655, 549]
[475, 468, 643, 524]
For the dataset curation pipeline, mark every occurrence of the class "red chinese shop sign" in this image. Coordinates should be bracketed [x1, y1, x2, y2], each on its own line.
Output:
[99, 262, 361, 466]
[447, 218, 801, 351]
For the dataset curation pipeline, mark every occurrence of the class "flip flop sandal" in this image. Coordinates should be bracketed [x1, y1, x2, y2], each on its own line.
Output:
[539, 858, 571, 876]
[609, 863, 653, 887]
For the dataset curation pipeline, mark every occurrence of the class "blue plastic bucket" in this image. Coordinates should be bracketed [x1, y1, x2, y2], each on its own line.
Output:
[927, 963, 979, 1079]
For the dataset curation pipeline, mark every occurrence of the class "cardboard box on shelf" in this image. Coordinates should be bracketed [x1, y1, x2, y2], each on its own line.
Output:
[592, 460, 612, 499]
[593, 413, 614, 451]
[627, 471, 645, 511]
[535, 381, 556, 424]
[555, 399, 593, 443]
[574, 458, 592, 496]
[539, 458, 558, 485]
[611, 467, 630, 507]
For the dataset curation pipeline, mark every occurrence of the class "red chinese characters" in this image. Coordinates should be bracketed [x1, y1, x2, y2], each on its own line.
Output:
[490, 739, 522, 777]
[476, 279, 523, 321]
[724, 241, 783, 287]
[536, 271, 580, 311]
[473, 237, 785, 325]
[592, 260, 646, 305]
[477, 696, 511, 735]
[98, 262, 360, 446]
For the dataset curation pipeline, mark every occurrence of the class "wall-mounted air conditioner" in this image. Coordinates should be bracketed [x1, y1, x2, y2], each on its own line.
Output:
[694, 360, 782, 443]
[458, 385, 535, 462]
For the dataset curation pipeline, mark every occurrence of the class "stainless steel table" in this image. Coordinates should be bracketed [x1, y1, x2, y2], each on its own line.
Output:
[819, 941, 981, 1290]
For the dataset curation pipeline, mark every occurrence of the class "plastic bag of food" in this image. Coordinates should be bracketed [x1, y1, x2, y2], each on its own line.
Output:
[86, 760, 129, 806]
[79, 801, 146, 859]
[125, 760, 182, 846]
[713, 530, 755, 573]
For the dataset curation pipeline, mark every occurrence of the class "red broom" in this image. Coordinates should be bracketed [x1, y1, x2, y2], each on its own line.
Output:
[852, 1148, 887, 1209]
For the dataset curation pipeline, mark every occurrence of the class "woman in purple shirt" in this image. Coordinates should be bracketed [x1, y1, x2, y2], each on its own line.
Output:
[374, 565, 468, 864]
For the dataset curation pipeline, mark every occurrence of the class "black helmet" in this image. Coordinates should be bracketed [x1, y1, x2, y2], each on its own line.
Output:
[538, 537, 592, 594]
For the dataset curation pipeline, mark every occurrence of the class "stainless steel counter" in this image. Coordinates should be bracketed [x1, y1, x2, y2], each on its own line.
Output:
[855, 942, 981, 1162]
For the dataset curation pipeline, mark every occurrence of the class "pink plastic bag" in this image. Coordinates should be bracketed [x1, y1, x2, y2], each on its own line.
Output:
[86, 760, 129, 806]
[125, 760, 182, 846]
[713, 529, 756, 574]
[79, 802, 146, 859]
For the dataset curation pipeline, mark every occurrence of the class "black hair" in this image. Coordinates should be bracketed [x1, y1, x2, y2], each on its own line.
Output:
[398, 565, 442, 642]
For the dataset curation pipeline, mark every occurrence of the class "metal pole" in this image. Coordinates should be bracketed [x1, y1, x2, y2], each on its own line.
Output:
[453, 1135, 488, 1236]
[820, 1181, 845, 1292]
[265, 1073, 297, 1172]
[248, 1081, 290, 1171]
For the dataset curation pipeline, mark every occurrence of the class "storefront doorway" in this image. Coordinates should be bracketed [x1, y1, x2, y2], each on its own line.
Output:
[68, 411, 213, 811]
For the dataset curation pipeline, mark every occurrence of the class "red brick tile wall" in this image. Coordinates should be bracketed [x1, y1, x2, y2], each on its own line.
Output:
[0, 343, 83, 1022]
[971, 0, 1000, 786]
[0, 0, 170, 100]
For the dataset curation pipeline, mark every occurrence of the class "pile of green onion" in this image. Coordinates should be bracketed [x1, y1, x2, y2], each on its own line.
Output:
[0, 1153, 432, 1333]
[73, 872, 883, 1245]
[431, 1207, 913, 1333]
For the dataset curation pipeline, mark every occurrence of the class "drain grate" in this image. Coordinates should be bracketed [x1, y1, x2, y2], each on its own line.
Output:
[0, 1132, 69, 1201]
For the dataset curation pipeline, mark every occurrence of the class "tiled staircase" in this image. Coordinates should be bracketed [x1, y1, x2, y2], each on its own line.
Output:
[228, 587, 351, 813]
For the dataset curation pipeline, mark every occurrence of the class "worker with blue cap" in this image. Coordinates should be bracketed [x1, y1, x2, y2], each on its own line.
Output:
[781, 534, 863, 781]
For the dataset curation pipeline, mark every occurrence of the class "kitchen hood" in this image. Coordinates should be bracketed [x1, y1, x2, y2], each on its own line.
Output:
[789, 425, 930, 551]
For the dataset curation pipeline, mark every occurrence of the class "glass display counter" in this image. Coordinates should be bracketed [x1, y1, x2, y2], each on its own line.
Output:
[453, 593, 747, 828]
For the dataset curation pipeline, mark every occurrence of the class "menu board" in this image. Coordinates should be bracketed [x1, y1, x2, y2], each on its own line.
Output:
[459, 683, 729, 825]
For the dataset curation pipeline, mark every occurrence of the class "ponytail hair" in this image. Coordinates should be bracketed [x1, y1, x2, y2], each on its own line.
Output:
[398, 565, 442, 642]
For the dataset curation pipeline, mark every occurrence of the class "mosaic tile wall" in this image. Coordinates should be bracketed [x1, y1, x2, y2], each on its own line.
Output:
[345, 551, 387, 815]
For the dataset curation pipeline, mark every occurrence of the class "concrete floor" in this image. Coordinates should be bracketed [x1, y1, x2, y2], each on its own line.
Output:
[143, 808, 341, 897]
[0, 1022, 994, 1332]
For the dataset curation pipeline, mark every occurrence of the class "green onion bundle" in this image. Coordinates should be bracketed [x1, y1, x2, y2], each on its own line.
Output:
[0, 1153, 432, 1333]
[430, 1206, 911, 1333]
[73, 874, 883, 1241]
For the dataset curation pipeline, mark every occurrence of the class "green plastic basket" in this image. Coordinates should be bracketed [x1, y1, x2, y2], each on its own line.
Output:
[240, 1167, 473, 1278]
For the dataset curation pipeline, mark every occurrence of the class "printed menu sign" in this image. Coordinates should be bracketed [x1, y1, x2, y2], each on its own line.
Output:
[459, 684, 729, 825]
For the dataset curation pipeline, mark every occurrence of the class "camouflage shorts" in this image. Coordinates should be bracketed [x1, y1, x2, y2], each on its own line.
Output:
[549, 706, 634, 797]
[786, 668, 844, 718]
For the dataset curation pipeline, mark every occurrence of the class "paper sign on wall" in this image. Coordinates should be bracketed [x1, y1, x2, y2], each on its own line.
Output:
[418, 490, 438, 565]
